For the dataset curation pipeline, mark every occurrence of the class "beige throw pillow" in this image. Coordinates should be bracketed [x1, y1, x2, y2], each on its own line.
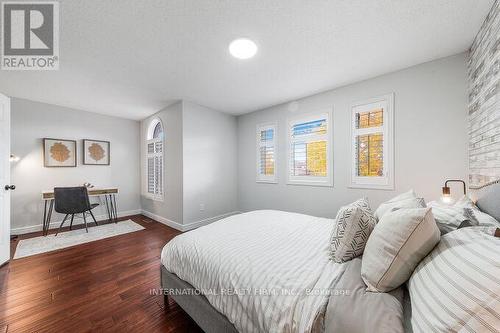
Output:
[361, 207, 440, 292]
[329, 198, 377, 263]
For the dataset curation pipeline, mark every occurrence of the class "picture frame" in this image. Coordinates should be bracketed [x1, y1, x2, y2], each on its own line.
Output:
[43, 138, 77, 167]
[83, 139, 110, 165]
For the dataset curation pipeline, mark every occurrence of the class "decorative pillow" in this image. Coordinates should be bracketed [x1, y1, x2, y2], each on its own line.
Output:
[361, 207, 440, 292]
[474, 182, 500, 222]
[408, 227, 500, 332]
[324, 257, 405, 333]
[427, 201, 478, 234]
[455, 196, 500, 227]
[329, 198, 376, 263]
[374, 190, 426, 220]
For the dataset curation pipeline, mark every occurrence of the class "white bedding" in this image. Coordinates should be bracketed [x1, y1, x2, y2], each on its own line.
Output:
[161, 210, 347, 333]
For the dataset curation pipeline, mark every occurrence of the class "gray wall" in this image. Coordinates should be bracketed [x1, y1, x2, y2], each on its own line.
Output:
[11, 98, 141, 233]
[140, 101, 238, 228]
[468, 1, 499, 187]
[182, 101, 238, 225]
[237, 53, 469, 218]
[140, 102, 184, 224]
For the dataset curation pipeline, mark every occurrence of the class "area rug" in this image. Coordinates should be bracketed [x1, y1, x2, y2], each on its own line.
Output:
[14, 219, 145, 259]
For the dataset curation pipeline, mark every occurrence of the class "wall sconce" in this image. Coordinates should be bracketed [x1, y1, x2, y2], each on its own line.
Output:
[442, 179, 466, 203]
[9, 154, 20, 162]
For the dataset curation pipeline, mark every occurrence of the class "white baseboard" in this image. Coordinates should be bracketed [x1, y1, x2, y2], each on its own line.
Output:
[140, 210, 184, 230]
[11, 209, 142, 235]
[140, 210, 240, 232]
[182, 211, 240, 231]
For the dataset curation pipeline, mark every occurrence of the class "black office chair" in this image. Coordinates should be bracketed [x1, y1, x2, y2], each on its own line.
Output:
[54, 187, 99, 235]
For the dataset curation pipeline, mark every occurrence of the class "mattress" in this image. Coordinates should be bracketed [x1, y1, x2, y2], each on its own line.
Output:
[161, 210, 347, 333]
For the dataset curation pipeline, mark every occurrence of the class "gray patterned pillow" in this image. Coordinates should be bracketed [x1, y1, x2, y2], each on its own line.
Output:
[427, 201, 478, 234]
[329, 198, 376, 263]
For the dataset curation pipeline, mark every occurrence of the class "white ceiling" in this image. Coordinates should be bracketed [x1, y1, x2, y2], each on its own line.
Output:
[0, 0, 493, 120]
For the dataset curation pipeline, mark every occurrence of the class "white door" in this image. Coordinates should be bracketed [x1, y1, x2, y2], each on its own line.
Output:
[0, 93, 11, 266]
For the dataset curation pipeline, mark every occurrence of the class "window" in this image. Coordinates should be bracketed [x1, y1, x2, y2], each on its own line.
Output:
[256, 123, 277, 183]
[287, 112, 333, 186]
[350, 93, 394, 189]
[146, 118, 164, 200]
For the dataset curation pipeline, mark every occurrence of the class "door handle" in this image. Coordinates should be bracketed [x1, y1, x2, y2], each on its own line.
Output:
[4, 185, 15, 190]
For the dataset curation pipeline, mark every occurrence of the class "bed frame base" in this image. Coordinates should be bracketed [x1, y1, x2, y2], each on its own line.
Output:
[161, 266, 238, 333]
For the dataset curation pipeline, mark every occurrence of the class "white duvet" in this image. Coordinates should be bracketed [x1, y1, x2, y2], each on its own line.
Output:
[161, 210, 347, 333]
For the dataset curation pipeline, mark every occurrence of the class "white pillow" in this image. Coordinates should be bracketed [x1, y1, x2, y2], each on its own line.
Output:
[329, 198, 376, 263]
[361, 207, 440, 292]
[374, 190, 426, 220]
[408, 227, 500, 332]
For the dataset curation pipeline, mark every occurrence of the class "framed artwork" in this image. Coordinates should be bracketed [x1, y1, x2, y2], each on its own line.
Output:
[43, 138, 77, 167]
[83, 139, 110, 165]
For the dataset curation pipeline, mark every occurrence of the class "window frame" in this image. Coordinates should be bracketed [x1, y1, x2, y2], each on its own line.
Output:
[349, 93, 394, 190]
[145, 117, 164, 201]
[286, 111, 333, 187]
[256, 123, 278, 184]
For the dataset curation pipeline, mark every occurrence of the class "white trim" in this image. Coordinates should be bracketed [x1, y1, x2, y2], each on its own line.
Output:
[141, 210, 241, 232]
[11, 210, 142, 235]
[256, 122, 278, 184]
[286, 110, 333, 187]
[349, 93, 394, 190]
[141, 210, 183, 230]
[182, 211, 241, 231]
[147, 117, 163, 140]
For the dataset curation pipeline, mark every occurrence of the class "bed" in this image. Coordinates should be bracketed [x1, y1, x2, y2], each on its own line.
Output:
[160, 182, 500, 333]
[161, 210, 348, 333]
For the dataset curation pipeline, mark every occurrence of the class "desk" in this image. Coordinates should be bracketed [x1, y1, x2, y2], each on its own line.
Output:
[42, 188, 118, 236]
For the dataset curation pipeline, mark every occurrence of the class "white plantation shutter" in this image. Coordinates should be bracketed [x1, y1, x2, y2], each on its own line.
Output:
[256, 124, 277, 183]
[146, 119, 164, 200]
[147, 155, 154, 194]
[350, 94, 394, 190]
[287, 112, 332, 186]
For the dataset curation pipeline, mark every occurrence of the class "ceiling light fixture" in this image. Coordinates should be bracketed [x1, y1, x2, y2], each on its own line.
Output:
[229, 38, 258, 59]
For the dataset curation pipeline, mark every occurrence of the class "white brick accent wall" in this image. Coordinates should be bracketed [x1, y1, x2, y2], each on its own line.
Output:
[468, 1, 500, 187]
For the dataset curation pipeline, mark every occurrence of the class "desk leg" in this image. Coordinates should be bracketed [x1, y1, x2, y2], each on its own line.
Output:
[45, 199, 54, 236]
[104, 195, 112, 222]
[112, 194, 118, 223]
[42, 200, 48, 236]
[108, 194, 116, 223]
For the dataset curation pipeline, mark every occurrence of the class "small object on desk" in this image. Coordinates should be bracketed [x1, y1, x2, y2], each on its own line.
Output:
[495, 228, 500, 238]
[83, 182, 95, 188]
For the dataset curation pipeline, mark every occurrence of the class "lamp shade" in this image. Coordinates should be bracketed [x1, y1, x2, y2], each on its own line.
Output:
[442, 186, 451, 196]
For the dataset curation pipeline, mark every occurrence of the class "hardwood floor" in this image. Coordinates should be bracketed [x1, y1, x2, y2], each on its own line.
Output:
[0, 215, 203, 333]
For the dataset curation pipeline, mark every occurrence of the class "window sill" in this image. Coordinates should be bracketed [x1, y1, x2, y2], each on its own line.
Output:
[256, 179, 278, 184]
[348, 183, 394, 190]
[143, 193, 164, 202]
[287, 180, 333, 187]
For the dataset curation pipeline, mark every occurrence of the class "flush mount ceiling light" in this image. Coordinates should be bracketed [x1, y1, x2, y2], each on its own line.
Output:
[229, 38, 258, 59]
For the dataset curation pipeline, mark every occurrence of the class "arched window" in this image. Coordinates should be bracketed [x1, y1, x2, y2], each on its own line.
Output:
[146, 118, 164, 200]
[148, 119, 164, 141]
